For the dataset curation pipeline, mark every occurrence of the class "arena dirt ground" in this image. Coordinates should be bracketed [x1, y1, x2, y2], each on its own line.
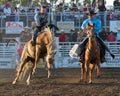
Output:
[0, 68, 120, 96]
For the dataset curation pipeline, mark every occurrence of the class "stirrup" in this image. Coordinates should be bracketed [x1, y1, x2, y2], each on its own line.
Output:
[79, 57, 84, 63]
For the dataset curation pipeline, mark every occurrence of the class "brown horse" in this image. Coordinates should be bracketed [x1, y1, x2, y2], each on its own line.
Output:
[80, 23, 101, 84]
[12, 27, 56, 85]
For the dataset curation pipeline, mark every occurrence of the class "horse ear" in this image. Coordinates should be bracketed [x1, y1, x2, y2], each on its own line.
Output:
[88, 23, 90, 26]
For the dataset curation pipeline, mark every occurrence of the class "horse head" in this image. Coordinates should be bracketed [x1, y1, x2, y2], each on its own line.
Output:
[86, 23, 96, 40]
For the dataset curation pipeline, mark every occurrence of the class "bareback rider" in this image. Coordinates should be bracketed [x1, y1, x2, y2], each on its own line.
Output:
[31, 5, 48, 46]
[79, 10, 115, 63]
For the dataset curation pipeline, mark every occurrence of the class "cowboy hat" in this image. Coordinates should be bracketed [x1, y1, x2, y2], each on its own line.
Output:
[24, 26, 30, 29]
[87, 10, 97, 15]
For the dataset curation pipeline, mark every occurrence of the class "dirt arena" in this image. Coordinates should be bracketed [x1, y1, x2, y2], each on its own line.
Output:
[0, 68, 120, 96]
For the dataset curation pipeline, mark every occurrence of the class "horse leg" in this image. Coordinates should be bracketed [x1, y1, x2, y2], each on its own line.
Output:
[85, 61, 89, 83]
[96, 63, 101, 78]
[26, 64, 34, 85]
[12, 60, 28, 84]
[26, 49, 39, 85]
[89, 64, 95, 84]
[46, 54, 54, 78]
[32, 46, 40, 75]
[80, 63, 85, 82]
[19, 62, 30, 81]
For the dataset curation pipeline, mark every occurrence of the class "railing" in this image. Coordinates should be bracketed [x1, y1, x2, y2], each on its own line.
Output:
[0, 11, 113, 32]
[56, 42, 120, 68]
[0, 43, 16, 69]
[0, 42, 120, 69]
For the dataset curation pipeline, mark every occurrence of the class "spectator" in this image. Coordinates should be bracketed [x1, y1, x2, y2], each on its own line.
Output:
[20, 26, 32, 42]
[59, 30, 67, 42]
[17, 43, 23, 61]
[106, 32, 116, 42]
[109, 11, 115, 20]
[69, 29, 77, 42]
[92, 0, 106, 26]
[113, 0, 120, 10]
[92, 0, 106, 12]
[14, 37, 24, 65]
[3, 3, 12, 21]
[13, 7, 20, 22]
[82, 3, 90, 12]
[71, 3, 78, 11]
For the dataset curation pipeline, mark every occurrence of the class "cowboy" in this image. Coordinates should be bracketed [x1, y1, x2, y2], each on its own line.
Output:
[31, 4, 48, 45]
[78, 10, 115, 63]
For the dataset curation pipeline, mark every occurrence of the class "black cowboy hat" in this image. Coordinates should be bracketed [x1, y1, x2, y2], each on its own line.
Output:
[87, 10, 97, 15]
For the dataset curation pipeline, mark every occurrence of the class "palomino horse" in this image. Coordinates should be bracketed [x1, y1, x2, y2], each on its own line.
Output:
[80, 23, 101, 84]
[12, 27, 56, 85]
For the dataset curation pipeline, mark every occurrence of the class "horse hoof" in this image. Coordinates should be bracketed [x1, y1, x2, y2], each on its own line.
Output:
[26, 80, 30, 85]
[88, 81, 92, 84]
[26, 82, 30, 85]
[78, 79, 83, 83]
[12, 81, 16, 85]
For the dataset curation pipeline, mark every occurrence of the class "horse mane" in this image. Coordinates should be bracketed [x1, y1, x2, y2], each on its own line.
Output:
[46, 27, 53, 42]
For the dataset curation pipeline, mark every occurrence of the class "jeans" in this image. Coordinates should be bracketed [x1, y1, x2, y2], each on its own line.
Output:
[33, 27, 40, 42]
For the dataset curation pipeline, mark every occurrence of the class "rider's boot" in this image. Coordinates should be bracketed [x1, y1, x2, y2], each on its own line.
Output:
[31, 27, 39, 46]
[31, 39, 36, 46]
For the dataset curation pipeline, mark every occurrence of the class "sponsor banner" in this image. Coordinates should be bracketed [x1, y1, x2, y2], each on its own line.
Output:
[110, 21, 120, 32]
[57, 21, 74, 33]
[6, 22, 24, 34]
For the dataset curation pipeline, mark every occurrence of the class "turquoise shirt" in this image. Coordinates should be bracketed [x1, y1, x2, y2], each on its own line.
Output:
[81, 17, 102, 35]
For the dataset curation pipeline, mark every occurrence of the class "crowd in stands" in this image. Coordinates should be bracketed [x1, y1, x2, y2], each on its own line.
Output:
[1, 1, 120, 23]
[1, 1, 120, 43]
[0, 1, 120, 15]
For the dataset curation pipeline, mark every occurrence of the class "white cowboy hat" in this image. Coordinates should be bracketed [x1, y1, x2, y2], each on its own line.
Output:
[24, 26, 30, 29]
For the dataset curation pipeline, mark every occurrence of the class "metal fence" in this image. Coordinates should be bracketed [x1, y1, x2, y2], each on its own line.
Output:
[56, 42, 120, 68]
[0, 11, 112, 32]
[0, 41, 120, 69]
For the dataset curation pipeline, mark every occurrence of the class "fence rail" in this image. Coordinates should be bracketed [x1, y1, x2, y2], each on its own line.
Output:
[0, 11, 113, 32]
[56, 42, 120, 68]
[0, 42, 120, 69]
